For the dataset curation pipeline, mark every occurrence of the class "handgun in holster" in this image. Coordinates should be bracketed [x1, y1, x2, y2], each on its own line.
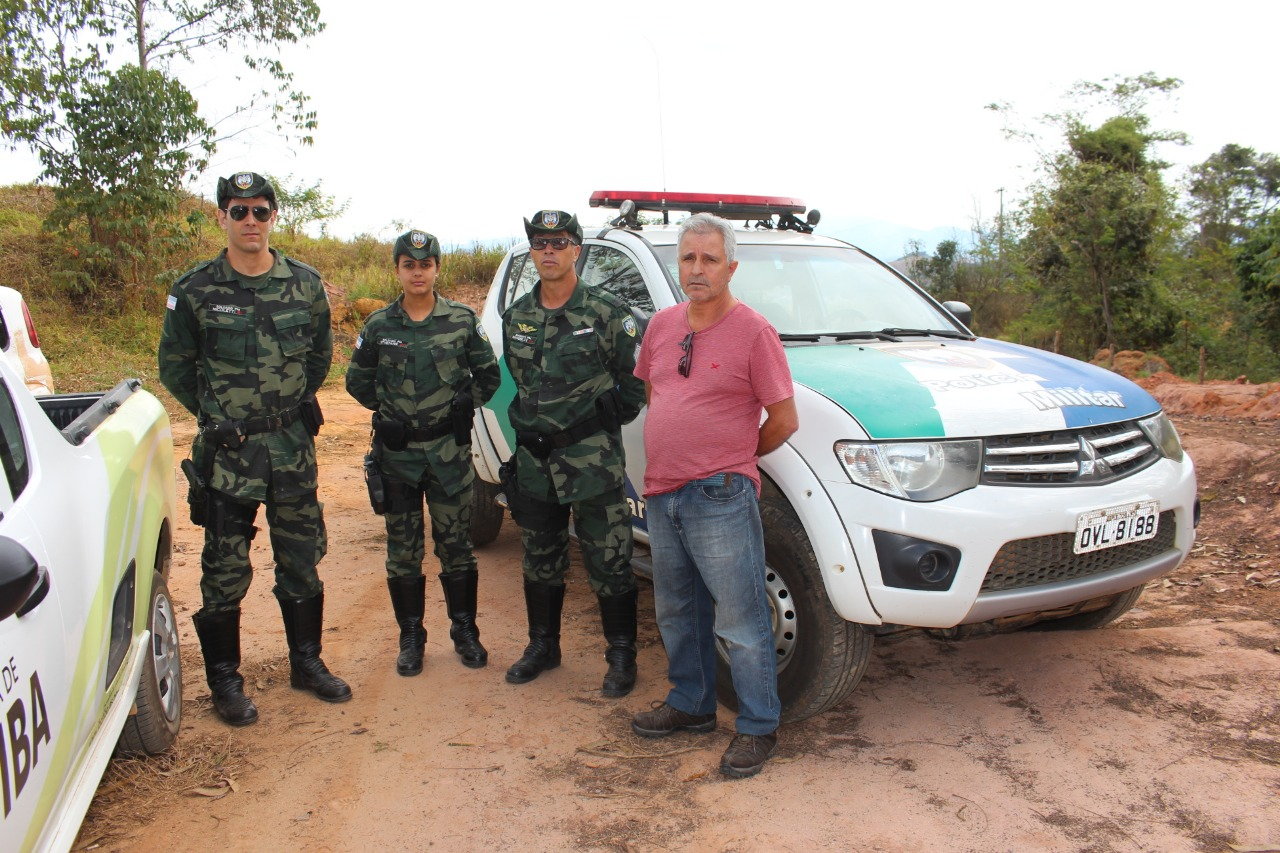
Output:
[364, 431, 388, 515]
[595, 386, 623, 433]
[180, 457, 209, 527]
[449, 378, 475, 446]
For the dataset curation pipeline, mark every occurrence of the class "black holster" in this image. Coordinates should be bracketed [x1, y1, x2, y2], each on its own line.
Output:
[372, 412, 409, 451]
[364, 451, 388, 515]
[449, 385, 474, 446]
[500, 456, 567, 529]
[181, 458, 208, 526]
[595, 387, 622, 434]
[300, 395, 324, 436]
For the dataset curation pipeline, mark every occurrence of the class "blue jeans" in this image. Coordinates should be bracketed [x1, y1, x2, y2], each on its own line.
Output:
[648, 473, 779, 735]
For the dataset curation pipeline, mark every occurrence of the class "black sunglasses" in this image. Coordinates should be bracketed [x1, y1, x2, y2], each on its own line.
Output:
[227, 204, 273, 222]
[530, 237, 575, 251]
[678, 331, 694, 378]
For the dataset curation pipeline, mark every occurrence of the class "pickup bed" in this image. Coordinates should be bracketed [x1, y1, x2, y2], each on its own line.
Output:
[0, 368, 179, 853]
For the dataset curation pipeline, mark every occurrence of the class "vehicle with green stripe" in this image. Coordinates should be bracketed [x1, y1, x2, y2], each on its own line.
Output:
[0, 360, 179, 853]
[469, 191, 1199, 722]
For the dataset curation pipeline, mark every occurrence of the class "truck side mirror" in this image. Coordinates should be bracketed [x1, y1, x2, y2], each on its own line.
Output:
[0, 535, 45, 620]
[942, 300, 973, 330]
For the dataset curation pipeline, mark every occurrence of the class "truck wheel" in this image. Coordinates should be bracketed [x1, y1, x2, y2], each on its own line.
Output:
[470, 476, 505, 548]
[1029, 583, 1146, 631]
[117, 571, 182, 756]
[715, 502, 874, 723]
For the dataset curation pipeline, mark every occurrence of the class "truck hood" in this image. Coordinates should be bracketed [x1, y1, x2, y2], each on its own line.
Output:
[784, 337, 1162, 440]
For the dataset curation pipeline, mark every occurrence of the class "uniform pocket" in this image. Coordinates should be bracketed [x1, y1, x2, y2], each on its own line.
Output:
[431, 342, 467, 386]
[556, 332, 603, 383]
[272, 307, 312, 358]
[207, 312, 250, 362]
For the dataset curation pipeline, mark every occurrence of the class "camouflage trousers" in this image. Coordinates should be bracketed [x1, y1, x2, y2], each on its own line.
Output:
[517, 483, 635, 597]
[383, 472, 475, 579]
[200, 490, 327, 613]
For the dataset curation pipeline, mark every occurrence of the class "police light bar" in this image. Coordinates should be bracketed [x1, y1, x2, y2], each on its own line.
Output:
[589, 190, 806, 219]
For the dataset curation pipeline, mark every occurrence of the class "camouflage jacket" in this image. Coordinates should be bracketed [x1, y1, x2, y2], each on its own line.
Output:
[502, 279, 645, 503]
[158, 249, 332, 501]
[346, 293, 500, 494]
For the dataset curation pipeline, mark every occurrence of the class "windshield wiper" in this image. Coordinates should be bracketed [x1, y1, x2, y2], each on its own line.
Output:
[877, 327, 974, 340]
[779, 331, 902, 343]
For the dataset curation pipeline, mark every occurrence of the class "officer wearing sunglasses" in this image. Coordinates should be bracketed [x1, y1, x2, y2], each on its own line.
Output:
[500, 209, 646, 698]
[159, 171, 351, 728]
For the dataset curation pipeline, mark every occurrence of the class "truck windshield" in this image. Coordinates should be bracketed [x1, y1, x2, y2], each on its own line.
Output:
[652, 244, 958, 337]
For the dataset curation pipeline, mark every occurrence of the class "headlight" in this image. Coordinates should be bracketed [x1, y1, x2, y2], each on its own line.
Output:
[1138, 412, 1184, 462]
[834, 439, 982, 502]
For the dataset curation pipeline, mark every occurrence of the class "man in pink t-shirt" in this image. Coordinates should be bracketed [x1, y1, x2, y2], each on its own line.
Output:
[631, 213, 798, 779]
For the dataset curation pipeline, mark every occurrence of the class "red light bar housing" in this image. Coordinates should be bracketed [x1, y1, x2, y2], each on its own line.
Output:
[590, 190, 806, 220]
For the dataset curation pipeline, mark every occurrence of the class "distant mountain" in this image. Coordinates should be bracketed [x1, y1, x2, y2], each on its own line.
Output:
[815, 214, 973, 263]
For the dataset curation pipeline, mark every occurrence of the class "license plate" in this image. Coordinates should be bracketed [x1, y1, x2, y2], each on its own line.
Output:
[1074, 500, 1160, 555]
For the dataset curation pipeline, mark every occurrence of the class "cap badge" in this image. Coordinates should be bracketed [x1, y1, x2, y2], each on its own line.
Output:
[541, 211, 560, 228]
[411, 231, 428, 248]
[234, 173, 253, 189]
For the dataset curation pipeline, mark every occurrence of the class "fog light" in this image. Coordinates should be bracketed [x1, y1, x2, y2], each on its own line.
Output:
[872, 530, 961, 591]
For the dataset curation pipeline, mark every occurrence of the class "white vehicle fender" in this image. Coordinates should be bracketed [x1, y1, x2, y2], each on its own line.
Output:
[759, 441, 882, 626]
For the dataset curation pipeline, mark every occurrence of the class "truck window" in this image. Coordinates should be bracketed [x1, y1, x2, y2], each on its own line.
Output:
[501, 252, 540, 312]
[581, 245, 654, 315]
[0, 383, 29, 500]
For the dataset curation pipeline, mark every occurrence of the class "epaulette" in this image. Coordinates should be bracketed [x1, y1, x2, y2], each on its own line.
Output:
[589, 287, 630, 315]
[284, 256, 323, 279]
[440, 296, 478, 317]
[174, 259, 217, 286]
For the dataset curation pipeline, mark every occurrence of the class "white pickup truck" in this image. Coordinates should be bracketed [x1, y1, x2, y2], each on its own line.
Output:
[468, 191, 1199, 722]
[0, 361, 179, 853]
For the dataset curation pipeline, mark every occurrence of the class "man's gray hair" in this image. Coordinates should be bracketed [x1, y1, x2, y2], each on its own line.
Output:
[677, 212, 737, 265]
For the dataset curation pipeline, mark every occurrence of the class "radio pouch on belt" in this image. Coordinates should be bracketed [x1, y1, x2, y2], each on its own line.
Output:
[300, 395, 325, 436]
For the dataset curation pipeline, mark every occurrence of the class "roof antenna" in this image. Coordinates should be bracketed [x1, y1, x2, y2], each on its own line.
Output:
[642, 35, 667, 193]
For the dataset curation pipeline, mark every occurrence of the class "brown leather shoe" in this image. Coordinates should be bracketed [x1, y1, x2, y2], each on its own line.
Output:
[631, 701, 717, 738]
[719, 732, 778, 778]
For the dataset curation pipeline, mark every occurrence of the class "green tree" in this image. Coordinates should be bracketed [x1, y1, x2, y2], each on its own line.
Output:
[1187, 144, 1280, 248]
[1009, 75, 1183, 360]
[0, 0, 324, 297]
[1235, 208, 1280, 348]
[268, 174, 349, 238]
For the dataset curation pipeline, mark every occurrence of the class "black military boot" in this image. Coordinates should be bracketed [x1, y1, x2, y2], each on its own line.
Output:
[192, 608, 259, 726]
[277, 592, 353, 703]
[597, 587, 638, 698]
[387, 575, 426, 676]
[439, 570, 488, 669]
[505, 581, 565, 684]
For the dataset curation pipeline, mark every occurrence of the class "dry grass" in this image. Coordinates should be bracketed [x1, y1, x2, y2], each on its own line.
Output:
[74, 731, 251, 850]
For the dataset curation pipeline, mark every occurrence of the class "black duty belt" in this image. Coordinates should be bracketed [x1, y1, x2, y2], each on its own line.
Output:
[516, 414, 606, 460]
[406, 418, 454, 443]
[201, 404, 302, 446]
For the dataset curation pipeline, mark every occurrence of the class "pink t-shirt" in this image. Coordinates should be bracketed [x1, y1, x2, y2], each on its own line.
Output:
[634, 302, 794, 497]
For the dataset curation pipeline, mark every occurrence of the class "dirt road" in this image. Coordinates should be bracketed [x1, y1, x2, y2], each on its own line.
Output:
[78, 389, 1280, 853]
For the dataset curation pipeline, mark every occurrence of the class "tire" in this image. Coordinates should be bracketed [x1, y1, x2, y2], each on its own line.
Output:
[1027, 583, 1146, 632]
[715, 501, 874, 723]
[469, 475, 505, 548]
[117, 570, 182, 756]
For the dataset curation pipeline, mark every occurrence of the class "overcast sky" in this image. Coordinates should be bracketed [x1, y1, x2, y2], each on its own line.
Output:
[2, 0, 1275, 258]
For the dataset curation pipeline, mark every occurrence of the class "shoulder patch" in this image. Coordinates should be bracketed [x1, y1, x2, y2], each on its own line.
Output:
[477, 324, 489, 341]
[623, 316, 637, 337]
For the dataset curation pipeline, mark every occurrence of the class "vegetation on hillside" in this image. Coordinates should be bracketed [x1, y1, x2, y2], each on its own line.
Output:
[910, 75, 1280, 382]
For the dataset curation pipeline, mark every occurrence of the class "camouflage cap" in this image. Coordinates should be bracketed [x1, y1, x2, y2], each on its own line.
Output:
[393, 229, 442, 264]
[216, 172, 277, 209]
[523, 210, 583, 244]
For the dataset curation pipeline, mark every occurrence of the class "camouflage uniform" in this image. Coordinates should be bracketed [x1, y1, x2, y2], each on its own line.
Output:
[500, 208, 645, 696]
[503, 276, 645, 596]
[346, 294, 499, 578]
[159, 248, 331, 610]
[160, 169, 349, 724]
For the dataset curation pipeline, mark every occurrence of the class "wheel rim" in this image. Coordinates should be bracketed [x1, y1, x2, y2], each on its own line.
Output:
[150, 591, 182, 723]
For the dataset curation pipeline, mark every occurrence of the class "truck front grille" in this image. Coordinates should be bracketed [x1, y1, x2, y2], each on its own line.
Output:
[982, 421, 1159, 486]
[981, 511, 1176, 592]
